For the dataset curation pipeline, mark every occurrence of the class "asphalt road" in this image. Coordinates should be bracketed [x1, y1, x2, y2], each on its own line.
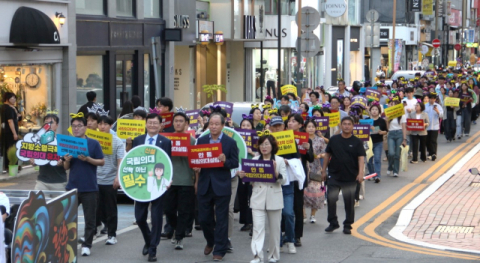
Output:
[2, 127, 480, 263]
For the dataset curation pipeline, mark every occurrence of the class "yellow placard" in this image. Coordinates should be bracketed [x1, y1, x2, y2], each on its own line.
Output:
[444, 97, 460, 107]
[384, 103, 405, 120]
[281, 85, 298, 97]
[117, 119, 146, 139]
[272, 130, 296, 155]
[68, 126, 72, 135]
[86, 129, 113, 155]
[324, 112, 340, 127]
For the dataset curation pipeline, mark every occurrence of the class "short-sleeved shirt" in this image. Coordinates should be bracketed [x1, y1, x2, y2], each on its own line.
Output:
[368, 118, 387, 143]
[325, 134, 366, 182]
[97, 135, 125, 185]
[171, 136, 196, 186]
[66, 137, 104, 192]
[1, 105, 18, 135]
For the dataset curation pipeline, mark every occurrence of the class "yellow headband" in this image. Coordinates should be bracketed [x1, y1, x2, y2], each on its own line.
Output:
[70, 112, 84, 119]
[256, 130, 271, 137]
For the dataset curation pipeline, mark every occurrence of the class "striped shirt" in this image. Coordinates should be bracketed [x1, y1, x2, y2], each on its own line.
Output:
[97, 134, 125, 185]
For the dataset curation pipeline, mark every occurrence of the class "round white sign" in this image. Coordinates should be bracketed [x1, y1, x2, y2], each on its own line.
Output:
[325, 0, 347, 18]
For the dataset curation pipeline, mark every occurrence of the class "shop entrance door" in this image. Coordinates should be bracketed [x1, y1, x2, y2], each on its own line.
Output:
[116, 55, 134, 113]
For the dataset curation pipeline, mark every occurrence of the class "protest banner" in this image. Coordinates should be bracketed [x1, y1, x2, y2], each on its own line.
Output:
[324, 112, 340, 127]
[406, 119, 425, 131]
[280, 85, 298, 96]
[188, 143, 224, 168]
[16, 124, 60, 165]
[185, 110, 200, 130]
[294, 131, 309, 154]
[56, 134, 89, 158]
[200, 127, 248, 164]
[353, 125, 370, 141]
[160, 112, 174, 128]
[365, 88, 381, 102]
[359, 119, 374, 126]
[234, 128, 259, 151]
[213, 101, 234, 118]
[118, 145, 172, 202]
[313, 116, 329, 133]
[160, 133, 191, 156]
[272, 130, 296, 155]
[351, 95, 367, 108]
[444, 97, 460, 107]
[86, 129, 113, 155]
[240, 159, 276, 183]
[117, 119, 146, 139]
[384, 103, 404, 120]
[460, 93, 473, 103]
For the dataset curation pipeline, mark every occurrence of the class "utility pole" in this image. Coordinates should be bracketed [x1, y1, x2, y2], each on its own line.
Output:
[391, 0, 397, 76]
[296, 0, 302, 90]
[434, 0, 439, 65]
[277, 0, 281, 98]
[461, 0, 466, 65]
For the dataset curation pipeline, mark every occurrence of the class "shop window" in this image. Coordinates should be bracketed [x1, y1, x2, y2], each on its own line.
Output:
[76, 0, 105, 15]
[76, 56, 104, 111]
[264, 0, 296, 16]
[144, 0, 161, 18]
[252, 49, 290, 102]
[117, 0, 134, 17]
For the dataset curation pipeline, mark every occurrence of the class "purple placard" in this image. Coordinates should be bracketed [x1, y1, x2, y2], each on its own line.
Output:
[234, 128, 259, 151]
[365, 88, 381, 102]
[351, 95, 367, 108]
[213, 101, 234, 118]
[185, 110, 199, 130]
[241, 159, 276, 183]
[353, 124, 370, 141]
[313, 116, 329, 134]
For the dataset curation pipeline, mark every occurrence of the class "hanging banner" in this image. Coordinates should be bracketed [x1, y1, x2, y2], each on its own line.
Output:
[324, 112, 341, 127]
[444, 97, 460, 107]
[294, 131, 309, 154]
[384, 103, 405, 120]
[406, 119, 425, 131]
[240, 159, 276, 183]
[15, 123, 60, 166]
[86, 129, 113, 155]
[188, 143, 224, 168]
[313, 116, 329, 133]
[272, 130, 296, 155]
[56, 134, 89, 158]
[117, 119, 146, 139]
[422, 0, 433, 15]
[118, 145, 173, 202]
[160, 133, 191, 156]
[185, 110, 200, 130]
[160, 112, 174, 128]
[394, 39, 403, 72]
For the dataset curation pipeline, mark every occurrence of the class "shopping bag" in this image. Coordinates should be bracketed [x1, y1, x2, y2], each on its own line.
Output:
[400, 145, 410, 172]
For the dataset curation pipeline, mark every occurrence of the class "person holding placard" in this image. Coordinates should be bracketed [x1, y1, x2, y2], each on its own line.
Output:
[329, 97, 348, 135]
[460, 83, 474, 137]
[63, 113, 105, 257]
[239, 133, 287, 263]
[425, 93, 443, 161]
[365, 104, 388, 183]
[442, 89, 459, 142]
[156, 97, 175, 132]
[408, 102, 429, 164]
[386, 100, 407, 177]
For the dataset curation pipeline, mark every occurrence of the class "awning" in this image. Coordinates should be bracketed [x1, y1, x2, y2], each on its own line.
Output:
[9, 6, 60, 45]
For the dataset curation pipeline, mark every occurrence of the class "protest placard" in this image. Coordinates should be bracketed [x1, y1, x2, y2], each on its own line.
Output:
[384, 103, 404, 120]
[240, 159, 276, 183]
[353, 125, 370, 141]
[188, 143, 224, 168]
[160, 112, 174, 128]
[444, 97, 460, 107]
[56, 134, 89, 158]
[313, 116, 329, 133]
[16, 125, 60, 165]
[365, 88, 381, 102]
[160, 133, 191, 156]
[324, 112, 340, 127]
[86, 129, 113, 155]
[280, 85, 297, 96]
[234, 128, 258, 151]
[406, 119, 425, 131]
[294, 131, 309, 154]
[185, 110, 200, 130]
[117, 119, 146, 139]
[351, 95, 367, 108]
[272, 130, 296, 155]
[200, 127, 248, 164]
[359, 119, 374, 126]
[213, 101, 234, 118]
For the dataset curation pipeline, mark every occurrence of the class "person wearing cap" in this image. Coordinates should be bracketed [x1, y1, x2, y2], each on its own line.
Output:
[425, 93, 443, 161]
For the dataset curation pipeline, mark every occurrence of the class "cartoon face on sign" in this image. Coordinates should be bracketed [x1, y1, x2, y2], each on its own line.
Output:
[16, 122, 60, 166]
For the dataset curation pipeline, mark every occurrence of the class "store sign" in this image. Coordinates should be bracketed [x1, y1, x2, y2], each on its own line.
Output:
[110, 23, 143, 46]
[380, 29, 389, 39]
[422, 0, 433, 16]
[449, 9, 461, 27]
[173, 15, 190, 29]
[264, 16, 289, 39]
[409, 0, 421, 12]
[325, 0, 347, 17]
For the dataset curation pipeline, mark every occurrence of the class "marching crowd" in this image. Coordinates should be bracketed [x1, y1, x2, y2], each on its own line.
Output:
[0, 64, 479, 262]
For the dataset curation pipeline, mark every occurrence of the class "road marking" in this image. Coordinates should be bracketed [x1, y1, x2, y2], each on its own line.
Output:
[0, 183, 17, 187]
[353, 130, 480, 260]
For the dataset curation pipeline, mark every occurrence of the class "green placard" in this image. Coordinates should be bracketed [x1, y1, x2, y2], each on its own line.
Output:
[118, 145, 173, 202]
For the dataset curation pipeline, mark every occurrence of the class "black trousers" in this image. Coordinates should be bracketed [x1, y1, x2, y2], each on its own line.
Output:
[198, 184, 230, 257]
[266, 80, 276, 98]
[237, 180, 252, 225]
[412, 135, 427, 162]
[444, 113, 456, 141]
[135, 195, 164, 256]
[293, 181, 304, 239]
[79, 191, 98, 248]
[426, 130, 439, 156]
[164, 185, 195, 240]
[96, 185, 118, 237]
[326, 179, 357, 230]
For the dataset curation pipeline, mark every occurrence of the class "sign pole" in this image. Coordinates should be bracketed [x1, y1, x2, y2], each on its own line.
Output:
[277, 0, 281, 99]
[296, 0, 302, 90]
[391, 0, 397, 75]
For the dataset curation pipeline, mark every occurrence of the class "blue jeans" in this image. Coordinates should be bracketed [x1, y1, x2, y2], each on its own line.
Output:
[387, 130, 403, 174]
[281, 184, 295, 245]
[367, 142, 383, 178]
[456, 115, 463, 136]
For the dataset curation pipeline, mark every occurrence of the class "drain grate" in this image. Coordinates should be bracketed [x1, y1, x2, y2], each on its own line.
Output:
[470, 182, 480, 187]
[435, 225, 474, 233]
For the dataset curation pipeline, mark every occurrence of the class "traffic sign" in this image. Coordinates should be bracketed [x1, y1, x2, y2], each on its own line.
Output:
[366, 9, 379, 23]
[455, 44, 462, 51]
[296, 7, 321, 31]
[432, 39, 440, 48]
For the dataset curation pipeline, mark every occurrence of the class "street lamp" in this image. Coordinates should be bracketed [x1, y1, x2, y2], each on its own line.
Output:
[55, 12, 66, 26]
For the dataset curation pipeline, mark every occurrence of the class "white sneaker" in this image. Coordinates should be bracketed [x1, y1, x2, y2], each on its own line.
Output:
[393, 173, 398, 177]
[250, 257, 262, 263]
[106, 236, 117, 245]
[286, 242, 296, 254]
[171, 238, 177, 244]
[310, 215, 316, 223]
[81, 247, 90, 256]
[268, 258, 277, 263]
[359, 195, 364, 200]
[387, 170, 392, 175]
[175, 239, 184, 250]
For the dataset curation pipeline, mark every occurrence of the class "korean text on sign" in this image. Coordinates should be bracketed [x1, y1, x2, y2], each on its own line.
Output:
[185, 110, 199, 130]
[86, 129, 113, 155]
[272, 130, 296, 155]
[213, 101, 234, 118]
[160, 112, 174, 128]
[241, 159, 276, 183]
[365, 88, 381, 102]
[406, 119, 425, 131]
[444, 97, 460, 107]
[313, 116, 329, 134]
[19, 142, 59, 161]
[353, 125, 370, 141]
[294, 131, 309, 154]
[56, 134, 89, 158]
[384, 103, 404, 120]
[160, 133, 190, 156]
[234, 128, 258, 151]
[324, 112, 340, 127]
[117, 119, 146, 139]
[188, 143, 224, 168]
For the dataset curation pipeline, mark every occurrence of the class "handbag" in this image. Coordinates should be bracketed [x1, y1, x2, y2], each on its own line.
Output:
[309, 171, 323, 182]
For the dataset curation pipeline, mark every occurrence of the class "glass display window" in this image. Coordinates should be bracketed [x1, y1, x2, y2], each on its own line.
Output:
[76, 56, 104, 111]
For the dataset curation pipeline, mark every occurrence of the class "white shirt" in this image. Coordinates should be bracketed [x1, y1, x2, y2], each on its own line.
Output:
[145, 134, 159, 145]
[402, 98, 417, 115]
[389, 115, 407, 131]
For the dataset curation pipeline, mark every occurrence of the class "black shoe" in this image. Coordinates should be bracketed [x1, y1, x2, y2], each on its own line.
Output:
[142, 244, 149, 256]
[325, 224, 340, 232]
[160, 232, 173, 239]
[185, 231, 192, 237]
[249, 229, 253, 237]
[100, 226, 108, 235]
[194, 225, 202, 231]
[343, 228, 352, 235]
[240, 224, 252, 231]
[432, 154, 437, 161]
[226, 239, 233, 253]
[294, 238, 302, 247]
[374, 178, 380, 183]
[148, 255, 157, 262]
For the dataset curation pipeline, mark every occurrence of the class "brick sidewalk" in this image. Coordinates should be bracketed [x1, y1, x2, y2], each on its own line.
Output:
[402, 151, 480, 251]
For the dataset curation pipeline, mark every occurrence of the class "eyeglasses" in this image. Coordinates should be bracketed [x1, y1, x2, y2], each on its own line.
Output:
[72, 125, 84, 129]
[259, 143, 272, 148]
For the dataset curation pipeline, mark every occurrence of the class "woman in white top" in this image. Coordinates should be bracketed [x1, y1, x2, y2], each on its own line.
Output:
[386, 99, 407, 177]
[239, 132, 287, 263]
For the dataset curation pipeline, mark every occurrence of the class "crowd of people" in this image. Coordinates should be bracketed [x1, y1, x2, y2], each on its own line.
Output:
[0, 64, 478, 262]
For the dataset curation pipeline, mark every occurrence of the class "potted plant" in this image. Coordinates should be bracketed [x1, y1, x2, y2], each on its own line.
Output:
[7, 146, 18, 177]
[202, 84, 227, 102]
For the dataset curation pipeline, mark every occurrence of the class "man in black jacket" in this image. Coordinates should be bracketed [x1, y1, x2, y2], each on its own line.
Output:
[78, 91, 96, 117]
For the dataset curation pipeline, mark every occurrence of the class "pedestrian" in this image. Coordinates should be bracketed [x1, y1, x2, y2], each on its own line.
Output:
[409, 102, 429, 164]
[194, 113, 239, 262]
[118, 100, 134, 119]
[425, 93, 443, 161]
[460, 83, 474, 137]
[163, 112, 196, 250]
[237, 118, 255, 234]
[443, 90, 459, 142]
[155, 97, 175, 132]
[78, 91, 96, 117]
[131, 113, 172, 262]
[453, 89, 463, 140]
[1, 92, 19, 171]
[240, 132, 287, 263]
[322, 116, 366, 234]
[386, 100, 407, 177]
[366, 104, 387, 183]
[63, 112, 105, 256]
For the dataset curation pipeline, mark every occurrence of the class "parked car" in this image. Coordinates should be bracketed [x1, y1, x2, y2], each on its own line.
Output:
[390, 70, 425, 81]
[325, 86, 353, 96]
[202, 101, 259, 125]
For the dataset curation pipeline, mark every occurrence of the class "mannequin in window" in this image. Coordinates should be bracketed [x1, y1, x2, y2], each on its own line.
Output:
[266, 68, 277, 98]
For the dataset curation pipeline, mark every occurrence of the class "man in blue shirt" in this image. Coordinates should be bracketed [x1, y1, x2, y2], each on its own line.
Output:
[63, 113, 105, 257]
